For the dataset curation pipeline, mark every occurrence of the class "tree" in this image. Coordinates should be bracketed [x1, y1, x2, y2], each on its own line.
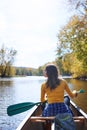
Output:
[0, 45, 17, 77]
[68, 0, 87, 13]
[56, 1, 87, 78]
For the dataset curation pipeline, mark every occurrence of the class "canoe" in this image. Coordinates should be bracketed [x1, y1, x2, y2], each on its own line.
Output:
[16, 100, 87, 130]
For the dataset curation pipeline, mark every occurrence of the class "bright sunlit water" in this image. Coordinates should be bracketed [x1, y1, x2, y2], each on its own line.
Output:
[0, 76, 87, 130]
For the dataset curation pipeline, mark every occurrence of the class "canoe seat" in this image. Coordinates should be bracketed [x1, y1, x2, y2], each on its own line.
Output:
[30, 116, 85, 122]
[30, 116, 54, 130]
[30, 116, 54, 122]
[74, 116, 85, 130]
[30, 116, 85, 130]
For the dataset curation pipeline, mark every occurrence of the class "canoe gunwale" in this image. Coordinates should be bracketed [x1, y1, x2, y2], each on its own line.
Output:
[16, 106, 38, 130]
[70, 100, 87, 119]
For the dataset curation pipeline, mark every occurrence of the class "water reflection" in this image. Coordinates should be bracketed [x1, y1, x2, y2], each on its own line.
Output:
[0, 80, 13, 87]
[65, 78, 87, 113]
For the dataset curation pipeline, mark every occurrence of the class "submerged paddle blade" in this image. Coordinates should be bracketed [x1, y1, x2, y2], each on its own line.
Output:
[78, 89, 85, 93]
[7, 102, 40, 116]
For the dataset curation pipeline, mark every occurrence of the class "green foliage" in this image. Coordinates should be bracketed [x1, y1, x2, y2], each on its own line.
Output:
[15, 67, 33, 76]
[15, 67, 43, 76]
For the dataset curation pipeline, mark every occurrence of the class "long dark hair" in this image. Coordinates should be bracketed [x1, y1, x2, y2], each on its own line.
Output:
[45, 64, 60, 90]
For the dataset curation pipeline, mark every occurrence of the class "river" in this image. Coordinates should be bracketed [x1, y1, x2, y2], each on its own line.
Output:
[0, 76, 87, 130]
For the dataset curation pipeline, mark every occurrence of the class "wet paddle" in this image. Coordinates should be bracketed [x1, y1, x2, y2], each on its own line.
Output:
[77, 89, 85, 93]
[7, 89, 85, 116]
[7, 102, 41, 116]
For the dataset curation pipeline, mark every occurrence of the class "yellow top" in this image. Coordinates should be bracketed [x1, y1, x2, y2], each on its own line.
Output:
[40, 79, 75, 104]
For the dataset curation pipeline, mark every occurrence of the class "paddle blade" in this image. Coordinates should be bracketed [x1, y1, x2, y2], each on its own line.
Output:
[78, 89, 85, 93]
[7, 102, 40, 116]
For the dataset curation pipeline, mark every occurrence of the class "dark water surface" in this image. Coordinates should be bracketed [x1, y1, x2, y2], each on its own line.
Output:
[0, 76, 87, 130]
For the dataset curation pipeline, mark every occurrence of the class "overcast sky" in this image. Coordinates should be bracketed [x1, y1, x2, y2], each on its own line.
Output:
[0, 0, 72, 68]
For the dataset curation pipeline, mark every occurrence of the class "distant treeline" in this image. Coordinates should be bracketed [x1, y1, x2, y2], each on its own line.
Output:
[0, 65, 45, 77]
[0, 66, 43, 77]
[15, 66, 43, 76]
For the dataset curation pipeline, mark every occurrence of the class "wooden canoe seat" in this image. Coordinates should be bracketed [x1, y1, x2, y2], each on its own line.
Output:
[30, 116, 85, 130]
[30, 116, 54, 122]
[30, 116, 85, 122]
[30, 116, 54, 130]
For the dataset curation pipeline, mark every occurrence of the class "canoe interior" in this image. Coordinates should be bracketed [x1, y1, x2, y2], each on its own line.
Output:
[16, 101, 87, 130]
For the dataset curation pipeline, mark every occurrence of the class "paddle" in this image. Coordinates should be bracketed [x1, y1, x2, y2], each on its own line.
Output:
[7, 102, 41, 116]
[77, 89, 85, 93]
[7, 89, 85, 116]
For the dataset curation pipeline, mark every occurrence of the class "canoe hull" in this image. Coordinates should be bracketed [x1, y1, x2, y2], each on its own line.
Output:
[16, 101, 87, 130]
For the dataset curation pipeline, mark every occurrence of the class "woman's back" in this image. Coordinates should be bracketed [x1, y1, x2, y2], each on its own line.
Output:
[41, 78, 75, 104]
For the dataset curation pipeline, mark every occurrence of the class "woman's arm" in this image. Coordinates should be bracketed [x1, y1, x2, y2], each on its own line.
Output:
[40, 83, 46, 102]
[64, 80, 78, 98]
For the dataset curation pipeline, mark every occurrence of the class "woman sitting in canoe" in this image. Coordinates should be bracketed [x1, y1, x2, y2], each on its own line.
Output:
[40, 64, 78, 117]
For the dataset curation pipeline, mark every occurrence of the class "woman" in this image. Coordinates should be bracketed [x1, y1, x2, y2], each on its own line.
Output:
[40, 64, 77, 117]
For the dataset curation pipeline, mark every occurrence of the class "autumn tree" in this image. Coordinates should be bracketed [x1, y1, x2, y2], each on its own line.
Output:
[0, 45, 17, 77]
[57, 1, 87, 78]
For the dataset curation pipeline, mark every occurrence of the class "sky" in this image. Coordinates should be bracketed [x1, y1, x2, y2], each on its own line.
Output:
[0, 0, 72, 68]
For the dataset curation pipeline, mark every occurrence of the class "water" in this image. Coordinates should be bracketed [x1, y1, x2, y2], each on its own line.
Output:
[0, 76, 87, 130]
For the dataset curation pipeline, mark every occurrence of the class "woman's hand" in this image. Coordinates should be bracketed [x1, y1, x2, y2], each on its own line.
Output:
[72, 90, 78, 97]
